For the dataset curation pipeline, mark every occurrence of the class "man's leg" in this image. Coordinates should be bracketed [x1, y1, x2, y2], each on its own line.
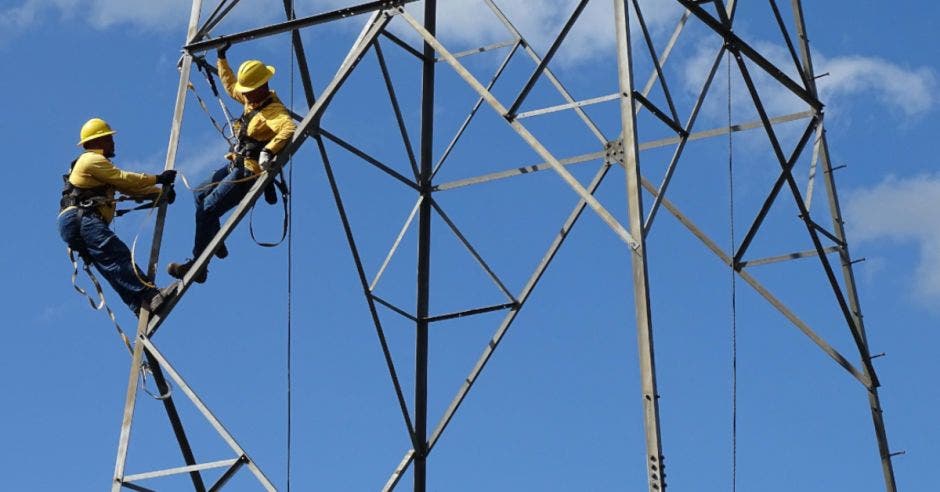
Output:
[80, 214, 157, 313]
[171, 165, 253, 283]
[192, 165, 233, 258]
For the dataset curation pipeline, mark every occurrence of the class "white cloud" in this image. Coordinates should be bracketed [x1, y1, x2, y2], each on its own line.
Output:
[844, 174, 940, 304]
[0, 0, 281, 43]
[82, 0, 192, 30]
[375, 0, 682, 65]
[678, 36, 937, 131]
[816, 55, 937, 118]
[0, 0, 42, 44]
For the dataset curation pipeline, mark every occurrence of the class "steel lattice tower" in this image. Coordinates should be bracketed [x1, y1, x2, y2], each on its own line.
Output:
[109, 1, 898, 491]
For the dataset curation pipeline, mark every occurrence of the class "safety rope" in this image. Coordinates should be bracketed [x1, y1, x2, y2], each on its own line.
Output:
[727, 47, 738, 492]
[189, 55, 237, 145]
[67, 246, 171, 400]
[128, 187, 169, 290]
[286, 7, 295, 487]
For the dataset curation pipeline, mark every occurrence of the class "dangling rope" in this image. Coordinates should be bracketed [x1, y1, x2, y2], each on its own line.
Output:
[286, 5, 296, 488]
[726, 47, 738, 492]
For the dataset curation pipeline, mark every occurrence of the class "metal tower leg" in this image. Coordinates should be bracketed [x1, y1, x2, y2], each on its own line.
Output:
[614, 1, 666, 491]
[113, 1, 204, 489]
[789, 2, 898, 490]
[414, 2, 436, 490]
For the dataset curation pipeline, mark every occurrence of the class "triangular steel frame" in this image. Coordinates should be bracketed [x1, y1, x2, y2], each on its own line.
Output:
[109, 1, 898, 491]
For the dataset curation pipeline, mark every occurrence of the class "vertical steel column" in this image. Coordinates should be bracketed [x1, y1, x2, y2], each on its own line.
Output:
[790, 2, 898, 490]
[112, 1, 203, 490]
[414, 1, 436, 491]
[614, 1, 666, 491]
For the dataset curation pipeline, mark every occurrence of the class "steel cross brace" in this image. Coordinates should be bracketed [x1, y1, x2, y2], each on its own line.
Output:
[114, 5, 402, 491]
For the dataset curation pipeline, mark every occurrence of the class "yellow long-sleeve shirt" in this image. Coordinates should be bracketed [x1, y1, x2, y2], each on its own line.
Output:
[67, 149, 160, 223]
[218, 58, 296, 174]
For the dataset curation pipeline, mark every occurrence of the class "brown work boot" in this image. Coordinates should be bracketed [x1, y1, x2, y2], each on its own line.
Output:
[167, 259, 208, 284]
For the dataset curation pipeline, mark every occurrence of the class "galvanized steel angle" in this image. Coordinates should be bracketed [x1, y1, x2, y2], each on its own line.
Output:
[429, 198, 517, 303]
[398, 10, 641, 252]
[382, 158, 616, 489]
[630, 0, 682, 125]
[374, 40, 421, 181]
[316, 137, 420, 452]
[638, 175, 873, 388]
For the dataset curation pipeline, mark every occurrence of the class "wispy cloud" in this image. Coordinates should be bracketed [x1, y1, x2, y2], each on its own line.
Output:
[816, 55, 937, 118]
[371, 0, 682, 65]
[0, 0, 274, 44]
[177, 137, 231, 177]
[679, 36, 937, 132]
[0, 0, 42, 45]
[844, 174, 940, 306]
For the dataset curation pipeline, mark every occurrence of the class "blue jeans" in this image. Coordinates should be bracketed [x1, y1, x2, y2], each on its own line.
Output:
[193, 164, 253, 259]
[58, 208, 157, 313]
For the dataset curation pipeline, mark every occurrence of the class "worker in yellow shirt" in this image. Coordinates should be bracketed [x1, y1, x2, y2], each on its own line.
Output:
[167, 43, 296, 283]
[58, 118, 179, 314]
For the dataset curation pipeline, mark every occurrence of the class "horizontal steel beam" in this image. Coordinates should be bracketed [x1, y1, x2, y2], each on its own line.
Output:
[739, 246, 840, 268]
[426, 302, 517, 323]
[438, 40, 517, 61]
[639, 110, 812, 150]
[123, 459, 239, 483]
[516, 93, 620, 120]
[184, 0, 414, 53]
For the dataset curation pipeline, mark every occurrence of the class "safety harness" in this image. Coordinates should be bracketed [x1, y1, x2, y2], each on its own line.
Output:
[60, 158, 109, 217]
[231, 96, 274, 166]
[60, 157, 164, 219]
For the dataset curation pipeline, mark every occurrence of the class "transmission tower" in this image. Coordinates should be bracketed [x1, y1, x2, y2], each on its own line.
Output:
[108, 1, 898, 491]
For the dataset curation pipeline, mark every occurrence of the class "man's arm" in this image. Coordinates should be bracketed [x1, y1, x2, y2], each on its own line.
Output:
[84, 154, 161, 197]
[217, 58, 247, 104]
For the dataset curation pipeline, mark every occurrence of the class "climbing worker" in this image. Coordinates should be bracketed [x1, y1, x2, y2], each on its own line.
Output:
[58, 118, 179, 315]
[167, 43, 296, 284]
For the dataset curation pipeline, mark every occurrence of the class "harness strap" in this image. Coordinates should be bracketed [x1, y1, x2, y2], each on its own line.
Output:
[67, 247, 171, 400]
[232, 96, 276, 162]
[249, 174, 290, 248]
[67, 247, 134, 354]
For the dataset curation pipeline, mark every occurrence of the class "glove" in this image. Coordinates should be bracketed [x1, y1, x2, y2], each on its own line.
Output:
[163, 187, 177, 205]
[217, 40, 231, 60]
[258, 149, 275, 172]
[155, 169, 177, 186]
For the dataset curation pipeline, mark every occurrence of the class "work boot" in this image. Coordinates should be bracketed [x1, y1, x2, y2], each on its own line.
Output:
[147, 281, 181, 314]
[215, 242, 228, 259]
[167, 259, 208, 284]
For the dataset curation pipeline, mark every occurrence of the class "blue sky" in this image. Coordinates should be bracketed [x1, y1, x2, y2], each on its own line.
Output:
[2, 1, 938, 491]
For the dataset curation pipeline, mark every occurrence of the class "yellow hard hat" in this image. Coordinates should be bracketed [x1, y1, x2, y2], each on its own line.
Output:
[234, 60, 275, 93]
[77, 118, 116, 146]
